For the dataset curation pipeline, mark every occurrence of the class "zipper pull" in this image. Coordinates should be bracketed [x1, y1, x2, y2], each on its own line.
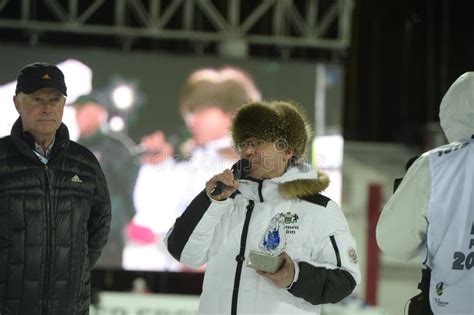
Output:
[44, 166, 52, 190]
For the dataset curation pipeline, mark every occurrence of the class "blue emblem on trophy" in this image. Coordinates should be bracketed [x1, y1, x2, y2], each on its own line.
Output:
[261, 214, 286, 255]
[246, 213, 286, 273]
[262, 228, 280, 251]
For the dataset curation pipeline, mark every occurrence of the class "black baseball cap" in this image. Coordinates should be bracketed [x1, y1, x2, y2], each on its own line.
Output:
[15, 62, 67, 96]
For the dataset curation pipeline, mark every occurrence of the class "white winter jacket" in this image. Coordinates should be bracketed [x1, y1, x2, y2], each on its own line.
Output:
[165, 164, 360, 315]
[377, 72, 474, 260]
[376, 72, 474, 314]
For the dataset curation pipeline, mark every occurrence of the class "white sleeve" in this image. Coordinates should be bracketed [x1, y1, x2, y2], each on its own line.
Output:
[132, 161, 184, 234]
[286, 202, 360, 304]
[376, 154, 430, 261]
[165, 195, 234, 269]
[314, 202, 361, 284]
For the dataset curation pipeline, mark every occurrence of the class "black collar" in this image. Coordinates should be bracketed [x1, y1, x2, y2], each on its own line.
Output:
[10, 117, 70, 163]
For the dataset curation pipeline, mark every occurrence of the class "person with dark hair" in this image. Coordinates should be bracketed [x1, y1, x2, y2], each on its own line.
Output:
[124, 66, 261, 271]
[165, 100, 360, 314]
[73, 94, 138, 268]
[377, 72, 474, 314]
[0, 62, 111, 314]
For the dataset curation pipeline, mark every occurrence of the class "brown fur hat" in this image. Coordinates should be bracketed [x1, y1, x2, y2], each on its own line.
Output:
[231, 100, 312, 160]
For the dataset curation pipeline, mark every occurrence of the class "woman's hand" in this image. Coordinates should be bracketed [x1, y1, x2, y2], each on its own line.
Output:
[205, 169, 240, 201]
[256, 252, 295, 288]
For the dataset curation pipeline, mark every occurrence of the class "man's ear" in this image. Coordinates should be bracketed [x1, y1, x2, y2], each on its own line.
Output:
[13, 95, 21, 115]
[284, 147, 295, 162]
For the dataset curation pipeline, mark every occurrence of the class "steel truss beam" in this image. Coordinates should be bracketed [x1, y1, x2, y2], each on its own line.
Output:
[0, 0, 353, 50]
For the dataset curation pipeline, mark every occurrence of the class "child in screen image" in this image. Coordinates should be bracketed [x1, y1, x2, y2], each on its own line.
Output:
[123, 66, 261, 271]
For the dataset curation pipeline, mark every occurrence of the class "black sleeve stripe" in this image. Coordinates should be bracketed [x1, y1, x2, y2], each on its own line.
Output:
[301, 193, 330, 207]
[166, 190, 212, 261]
[288, 262, 356, 304]
[330, 235, 341, 267]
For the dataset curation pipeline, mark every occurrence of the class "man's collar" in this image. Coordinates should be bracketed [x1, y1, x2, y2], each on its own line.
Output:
[33, 138, 55, 159]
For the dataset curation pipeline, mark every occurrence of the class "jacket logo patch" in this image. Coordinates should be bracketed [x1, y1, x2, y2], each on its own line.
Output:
[348, 248, 358, 264]
[436, 282, 445, 296]
[281, 212, 299, 234]
[71, 175, 83, 183]
[281, 212, 299, 224]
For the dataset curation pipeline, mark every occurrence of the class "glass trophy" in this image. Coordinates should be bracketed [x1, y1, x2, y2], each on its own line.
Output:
[246, 213, 286, 273]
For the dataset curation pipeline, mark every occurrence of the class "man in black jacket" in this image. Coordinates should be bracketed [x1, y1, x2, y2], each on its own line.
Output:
[0, 62, 111, 314]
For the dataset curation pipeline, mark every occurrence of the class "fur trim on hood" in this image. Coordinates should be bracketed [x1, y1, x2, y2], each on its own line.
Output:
[271, 163, 330, 199]
[440, 72, 474, 142]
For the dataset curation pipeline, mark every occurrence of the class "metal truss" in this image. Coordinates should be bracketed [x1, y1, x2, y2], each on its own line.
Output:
[0, 0, 354, 51]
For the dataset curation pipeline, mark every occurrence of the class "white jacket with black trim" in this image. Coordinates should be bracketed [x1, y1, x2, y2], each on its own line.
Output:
[165, 163, 360, 315]
[377, 72, 474, 314]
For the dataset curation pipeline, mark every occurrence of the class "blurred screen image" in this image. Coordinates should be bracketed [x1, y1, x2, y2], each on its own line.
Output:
[0, 43, 343, 272]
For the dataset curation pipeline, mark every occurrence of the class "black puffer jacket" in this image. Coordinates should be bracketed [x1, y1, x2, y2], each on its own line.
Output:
[0, 119, 111, 315]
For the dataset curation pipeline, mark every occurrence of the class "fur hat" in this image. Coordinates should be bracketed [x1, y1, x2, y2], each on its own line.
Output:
[231, 100, 312, 160]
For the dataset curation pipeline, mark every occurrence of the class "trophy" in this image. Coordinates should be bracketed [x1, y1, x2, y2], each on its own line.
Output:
[246, 213, 286, 273]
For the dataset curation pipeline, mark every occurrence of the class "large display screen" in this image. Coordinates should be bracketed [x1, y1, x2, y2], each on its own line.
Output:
[0, 43, 343, 272]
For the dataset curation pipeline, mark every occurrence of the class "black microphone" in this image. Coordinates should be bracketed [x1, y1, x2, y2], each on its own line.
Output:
[211, 159, 252, 196]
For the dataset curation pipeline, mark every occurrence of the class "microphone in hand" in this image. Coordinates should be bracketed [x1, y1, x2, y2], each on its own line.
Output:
[211, 159, 252, 196]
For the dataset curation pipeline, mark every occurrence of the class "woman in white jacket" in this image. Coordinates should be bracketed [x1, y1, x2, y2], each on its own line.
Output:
[165, 100, 360, 314]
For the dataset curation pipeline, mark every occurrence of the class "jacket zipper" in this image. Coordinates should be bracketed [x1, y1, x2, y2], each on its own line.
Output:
[257, 180, 264, 202]
[231, 200, 255, 315]
[42, 165, 53, 314]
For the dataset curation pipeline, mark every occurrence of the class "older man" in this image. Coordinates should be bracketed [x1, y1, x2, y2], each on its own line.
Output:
[0, 62, 111, 314]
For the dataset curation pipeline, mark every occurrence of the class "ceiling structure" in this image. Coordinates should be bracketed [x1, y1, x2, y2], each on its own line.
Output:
[7, 0, 470, 146]
[0, 0, 353, 58]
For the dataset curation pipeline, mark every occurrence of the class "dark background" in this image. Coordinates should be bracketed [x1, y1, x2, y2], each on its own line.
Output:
[2, 0, 473, 149]
[346, 0, 474, 147]
[0, 43, 333, 144]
